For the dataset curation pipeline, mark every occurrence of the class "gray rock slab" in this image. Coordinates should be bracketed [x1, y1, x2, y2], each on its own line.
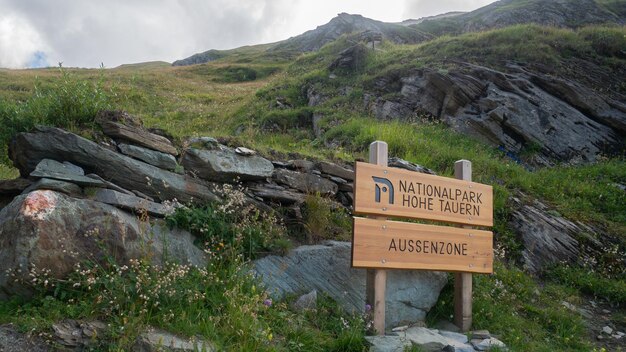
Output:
[0, 190, 207, 300]
[133, 328, 214, 352]
[472, 337, 507, 351]
[100, 120, 177, 155]
[253, 241, 447, 327]
[23, 178, 82, 197]
[440, 330, 469, 344]
[9, 127, 218, 203]
[290, 160, 315, 172]
[93, 189, 175, 217]
[316, 161, 354, 180]
[30, 170, 105, 188]
[52, 320, 106, 348]
[249, 184, 306, 204]
[86, 174, 135, 196]
[365, 335, 411, 352]
[182, 147, 274, 182]
[273, 168, 338, 195]
[388, 157, 436, 175]
[118, 143, 178, 171]
[33, 159, 84, 176]
[404, 327, 450, 352]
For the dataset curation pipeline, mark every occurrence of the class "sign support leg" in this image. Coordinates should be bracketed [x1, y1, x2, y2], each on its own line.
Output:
[454, 160, 473, 332]
[366, 141, 388, 335]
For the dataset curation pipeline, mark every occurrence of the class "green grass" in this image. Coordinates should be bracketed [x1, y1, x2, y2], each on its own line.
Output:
[428, 262, 594, 351]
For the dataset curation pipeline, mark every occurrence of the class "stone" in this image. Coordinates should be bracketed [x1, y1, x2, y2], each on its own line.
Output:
[602, 326, 613, 335]
[249, 185, 306, 205]
[433, 320, 461, 333]
[404, 327, 450, 352]
[339, 182, 354, 192]
[316, 161, 355, 180]
[133, 190, 155, 202]
[0, 190, 207, 299]
[118, 143, 178, 171]
[0, 179, 32, 196]
[509, 197, 601, 273]
[273, 169, 338, 196]
[234, 147, 256, 156]
[23, 178, 82, 197]
[187, 136, 219, 149]
[292, 290, 317, 312]
[93, 189, 177, 217]
[290, 160, 316, 172]
[328, 176, 348, 185]
[9, 127, 218, 203]
[33, 159, 84, 176]
[439, 330, 469, 344]
[253, 241, 447, 327]
[392, 326, 409, 332]
[329, 44, 368, 72]
[182, 147, 274, 182]
[471, 330, 491, 340]
[388, 157, 436, 175]
[86, 174, 136, 196]
[365, 335, 411, 352]
[29, 159, 104, 187]
[133, 328, 214, 352]
[52, 320, 106, 348]
[472, 337, 507, 351]
[0, 324, 49, 352]
[100, 120, 178, 156]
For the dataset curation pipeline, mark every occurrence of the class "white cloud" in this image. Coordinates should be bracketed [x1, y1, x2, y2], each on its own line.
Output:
[0, 13, 50, 68]
[0, 0, 495, 68]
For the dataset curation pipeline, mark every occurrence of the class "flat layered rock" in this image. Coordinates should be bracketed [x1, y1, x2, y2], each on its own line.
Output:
[100, 120, 178, 156]
[316, 161, 354, 180]
[93, 189, 176, 217]
[9, 127, 218, 203]
[249, 184, 306, 204]
[23, 178, 82, 197]
[273, 169, 337, 195]
[182, 147, 274, 182]
[133, 328, 214, 352]
[118, 143, 178, 171]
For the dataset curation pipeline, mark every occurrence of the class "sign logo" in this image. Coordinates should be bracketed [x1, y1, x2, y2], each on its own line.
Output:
[372, 176, 394, 204]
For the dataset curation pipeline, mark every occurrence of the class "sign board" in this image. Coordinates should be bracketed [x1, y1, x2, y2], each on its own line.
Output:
[352, 217, 493, 273]
[354, 162, 493, 227]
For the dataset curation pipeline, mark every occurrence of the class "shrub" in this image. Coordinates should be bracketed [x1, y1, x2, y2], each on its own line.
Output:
[0, 65, 112, 164]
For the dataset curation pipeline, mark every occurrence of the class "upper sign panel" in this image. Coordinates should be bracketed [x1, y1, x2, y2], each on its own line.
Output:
[354, 162, 493, 227]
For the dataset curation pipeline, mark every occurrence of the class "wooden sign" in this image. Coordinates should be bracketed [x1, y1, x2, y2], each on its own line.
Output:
[354, 162, 493, 227]
[352, 217, 493, 273]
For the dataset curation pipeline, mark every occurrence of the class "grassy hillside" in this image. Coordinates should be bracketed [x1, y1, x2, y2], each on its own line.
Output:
[0, 23, 625, 351]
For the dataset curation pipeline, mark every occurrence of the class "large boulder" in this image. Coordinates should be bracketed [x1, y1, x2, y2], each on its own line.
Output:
[0, 190, 207, 300]
[9, 127, 217, 203]
[253, 241, 447, 327]
[182, 147, 274, 182]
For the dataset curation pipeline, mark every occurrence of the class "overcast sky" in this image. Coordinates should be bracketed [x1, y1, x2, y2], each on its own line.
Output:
[0, 0, 494, 69]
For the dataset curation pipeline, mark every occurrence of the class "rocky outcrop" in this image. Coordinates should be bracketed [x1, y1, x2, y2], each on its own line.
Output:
[0, 325, 48, 352]
[253, 241, 447, 327]
[133, 328, 214, 352]
[509, 196, 602, 274]
[367, 63, 626, 165]
[9, 127, 218, 203]
[0, 190, 206, 299]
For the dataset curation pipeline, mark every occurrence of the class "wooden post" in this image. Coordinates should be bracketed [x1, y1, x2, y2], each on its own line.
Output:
[366, 141, 387, 335]
[454, 160, 473, 332]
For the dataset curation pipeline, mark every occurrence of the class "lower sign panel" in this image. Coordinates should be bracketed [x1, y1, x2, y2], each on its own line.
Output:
[352, 217, 493, 273]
